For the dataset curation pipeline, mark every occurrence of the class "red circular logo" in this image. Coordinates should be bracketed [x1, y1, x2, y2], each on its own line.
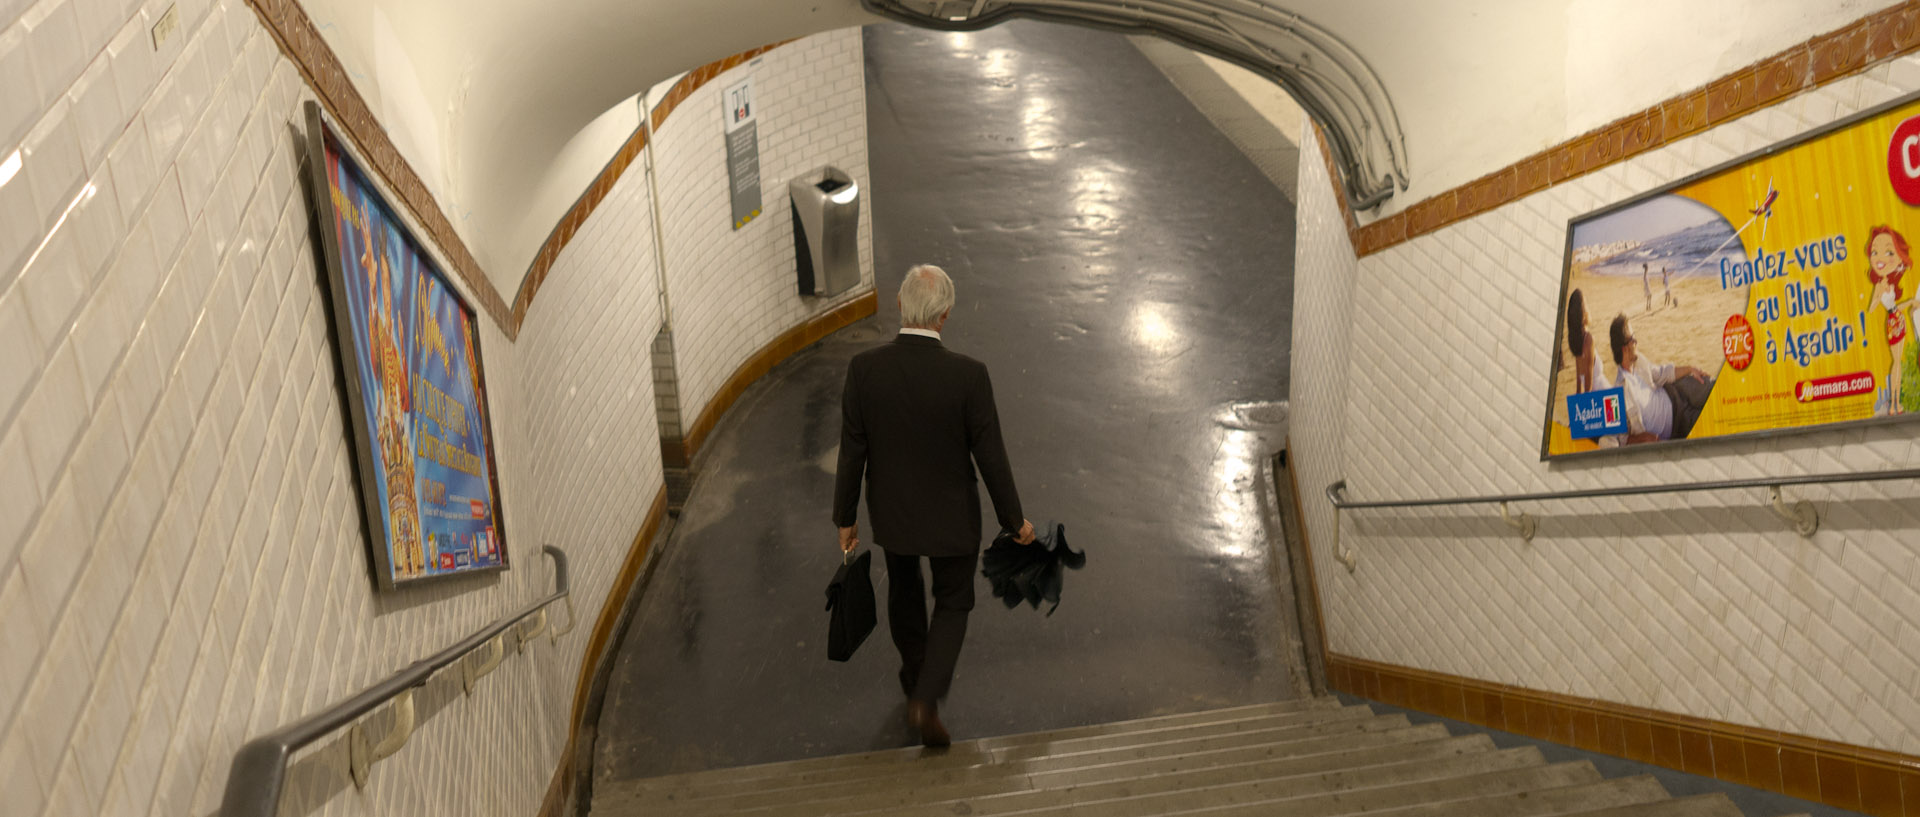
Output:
[1723, 314, 1754, 370]
[1889, 116, 1920, 205]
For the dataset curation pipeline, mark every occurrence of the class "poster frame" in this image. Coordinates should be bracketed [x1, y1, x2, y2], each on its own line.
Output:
[1539, 85, 1920, 462]
[303, 100, 512, 589]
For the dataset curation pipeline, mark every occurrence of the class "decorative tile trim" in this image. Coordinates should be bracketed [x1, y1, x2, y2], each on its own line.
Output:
[242, 0, 517, 334]
[534, 484, 669, 817]
[1346, 0, 1920, 258]
[572, 487, 670, 727]
[245, 0, 803, 338]
[510, 40, 800, 331]
[683, 290, 878, 460]
[1278, 442, 1330, 672]
[1327, 653, 1920, 816]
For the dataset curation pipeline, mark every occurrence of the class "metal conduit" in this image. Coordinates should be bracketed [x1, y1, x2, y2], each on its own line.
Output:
[859, 0, 1409, 211]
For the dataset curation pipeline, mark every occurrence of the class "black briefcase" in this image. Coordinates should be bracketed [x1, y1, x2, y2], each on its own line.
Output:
[825, 549, 876, 661]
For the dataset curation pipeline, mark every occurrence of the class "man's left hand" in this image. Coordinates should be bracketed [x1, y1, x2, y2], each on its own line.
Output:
[1014, 519, 1036, 545]
[838, 525, 859, 553]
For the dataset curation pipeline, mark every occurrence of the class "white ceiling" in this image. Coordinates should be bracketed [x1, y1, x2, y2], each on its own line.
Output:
[295, 0, 1899, 294]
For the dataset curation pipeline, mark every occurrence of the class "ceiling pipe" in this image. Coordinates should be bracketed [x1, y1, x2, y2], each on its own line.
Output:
[859, 0, 1409, 212]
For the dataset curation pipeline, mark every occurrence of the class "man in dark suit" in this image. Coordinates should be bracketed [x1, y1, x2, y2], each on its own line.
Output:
[835, 264, 1034, 747]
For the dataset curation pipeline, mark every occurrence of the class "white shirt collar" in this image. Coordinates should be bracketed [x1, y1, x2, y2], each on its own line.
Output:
[899, 327, 942, 340]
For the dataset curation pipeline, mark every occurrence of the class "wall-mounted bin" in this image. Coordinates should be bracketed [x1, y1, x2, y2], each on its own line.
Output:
[791, 166, 860, 297]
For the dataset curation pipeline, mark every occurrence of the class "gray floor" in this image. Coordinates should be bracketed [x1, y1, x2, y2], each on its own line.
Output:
[594, 20, 1303, 783]
[1342, 695, 1864, 816]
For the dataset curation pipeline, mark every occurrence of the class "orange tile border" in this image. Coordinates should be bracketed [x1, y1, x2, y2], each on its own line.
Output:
[1327, 653, 1920, 815]
[508, 40, 800, 332]
[244, 0, 517, 334]
[535, 485, 669, 817]
[681, 290, 878, 462]
[248, 0, 810, 338]
[1344, 0, 1920, 259]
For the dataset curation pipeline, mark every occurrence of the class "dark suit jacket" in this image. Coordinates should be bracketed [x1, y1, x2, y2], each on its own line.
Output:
[834, 334, 1023, 557]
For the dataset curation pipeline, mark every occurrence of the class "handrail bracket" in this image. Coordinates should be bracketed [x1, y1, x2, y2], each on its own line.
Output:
[1330, 481, 1358, 573]
[462, 635, 506, 695]
[1767, 486, 1819, 537]
[1498, 502, 1537, 543]
[515, 609, 548, 654]
[551, 595, 577, 644]
[350, 689, 416, 789]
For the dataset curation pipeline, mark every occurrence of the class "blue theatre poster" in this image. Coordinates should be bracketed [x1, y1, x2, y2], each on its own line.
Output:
[307, 104, 507, 589]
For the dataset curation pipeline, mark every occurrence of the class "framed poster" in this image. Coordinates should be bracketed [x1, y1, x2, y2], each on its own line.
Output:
[304, 102, 509, 589]
[1542, 90, 1920, 460]
[723, 71, 762, 230]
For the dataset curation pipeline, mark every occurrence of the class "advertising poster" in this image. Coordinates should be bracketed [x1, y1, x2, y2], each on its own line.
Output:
[306, 105, 508, 588]
[1544, 94, 1920, 459]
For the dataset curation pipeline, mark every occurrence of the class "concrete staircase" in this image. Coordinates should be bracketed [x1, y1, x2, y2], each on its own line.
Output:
[590, 697, 1796, 817]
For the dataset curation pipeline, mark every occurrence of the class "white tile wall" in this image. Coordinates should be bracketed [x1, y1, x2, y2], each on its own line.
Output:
[1293, 59, 1920, 755]
[516, 123, 668, 773]
[0, 1, 573, 816]
[0, 3, 872, 815]
[653, 28, 875, 428]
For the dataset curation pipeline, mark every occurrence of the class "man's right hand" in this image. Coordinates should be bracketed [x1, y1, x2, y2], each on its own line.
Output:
[839, 525, 859, 554]
[1014, 519, 1036, 545]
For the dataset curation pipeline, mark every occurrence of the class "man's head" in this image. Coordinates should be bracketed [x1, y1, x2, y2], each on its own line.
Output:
[899, 264, 955, 330]
[1609, 314, 1634, 367]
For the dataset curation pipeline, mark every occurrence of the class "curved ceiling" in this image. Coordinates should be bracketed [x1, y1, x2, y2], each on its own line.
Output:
[297, 0, 1898, 295]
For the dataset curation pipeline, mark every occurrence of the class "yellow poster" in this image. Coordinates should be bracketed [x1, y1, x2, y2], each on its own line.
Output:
[1545, 95, 1920, 458]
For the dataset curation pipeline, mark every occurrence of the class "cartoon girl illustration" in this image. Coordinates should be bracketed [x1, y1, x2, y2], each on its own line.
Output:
[1867, 225, 1915, 415]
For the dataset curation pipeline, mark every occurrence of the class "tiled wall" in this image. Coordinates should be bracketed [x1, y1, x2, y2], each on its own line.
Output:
[651, 28, 874, 428]
[0, 0, 572, 814]
[1286, 120, 1358, 650]
[1293, 55, 1920, 756]
[0, 2, 866, 816]
[514, 128, 667, 766]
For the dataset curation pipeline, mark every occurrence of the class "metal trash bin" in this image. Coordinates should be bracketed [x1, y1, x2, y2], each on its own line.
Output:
[790, 166, 861, 297]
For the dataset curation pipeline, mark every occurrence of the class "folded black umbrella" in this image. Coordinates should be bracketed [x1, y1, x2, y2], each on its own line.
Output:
[981, 522, 1085, 615]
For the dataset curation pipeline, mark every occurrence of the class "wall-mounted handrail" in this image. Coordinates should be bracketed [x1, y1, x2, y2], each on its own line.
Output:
[1324, 468, 1920, 566]
[218, 545, 573, 817]
[1326, 469, 1920, 510]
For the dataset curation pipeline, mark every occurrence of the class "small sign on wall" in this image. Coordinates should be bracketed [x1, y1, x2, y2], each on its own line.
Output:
[724, 70, 762, 230]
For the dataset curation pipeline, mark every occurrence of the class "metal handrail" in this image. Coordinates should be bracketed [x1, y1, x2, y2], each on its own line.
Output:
[1326, 469, 1920, 509]
[218, 545, 576, 817]
[1323, 468, 1920, 568]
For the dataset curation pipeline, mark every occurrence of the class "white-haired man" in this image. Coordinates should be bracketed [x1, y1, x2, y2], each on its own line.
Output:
[834, 264, 1034, 747]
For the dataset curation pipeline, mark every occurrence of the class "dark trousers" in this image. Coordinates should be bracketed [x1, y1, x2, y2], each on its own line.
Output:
[1664, 376, 1715, 439]
[883, 550, 976, 703]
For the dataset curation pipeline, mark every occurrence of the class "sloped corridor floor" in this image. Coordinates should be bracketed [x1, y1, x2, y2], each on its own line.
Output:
[593, 19, 1304, 784]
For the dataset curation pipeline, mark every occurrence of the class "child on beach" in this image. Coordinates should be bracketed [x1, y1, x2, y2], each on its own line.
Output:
[1867, 225, 1914, 415]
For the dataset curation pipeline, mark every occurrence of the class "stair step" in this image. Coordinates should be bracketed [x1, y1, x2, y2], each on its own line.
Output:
[660, 720, 1451, 816]
[603, 723, 1459, 816]
[618, 696, 1345, 791]
[638, 727, 1480, 814]
[662, 742, 1544, 817]
[628, 703, 1379, 800]
[1558, 793, 1746, 817]
[1352, 775, 1672, 817]
[1029, 732, 1493, 791]
[933, 751, 1589, 817]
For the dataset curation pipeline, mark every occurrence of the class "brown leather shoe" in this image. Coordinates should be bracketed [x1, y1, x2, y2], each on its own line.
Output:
[905, 700, 951, 748]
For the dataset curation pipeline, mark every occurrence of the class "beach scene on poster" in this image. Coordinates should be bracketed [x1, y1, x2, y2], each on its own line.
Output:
[1546, 97, 1920, 457]
[323, 138, 505, 581]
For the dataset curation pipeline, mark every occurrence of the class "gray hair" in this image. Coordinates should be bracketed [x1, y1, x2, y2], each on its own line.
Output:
[899, 264, 955, 328]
